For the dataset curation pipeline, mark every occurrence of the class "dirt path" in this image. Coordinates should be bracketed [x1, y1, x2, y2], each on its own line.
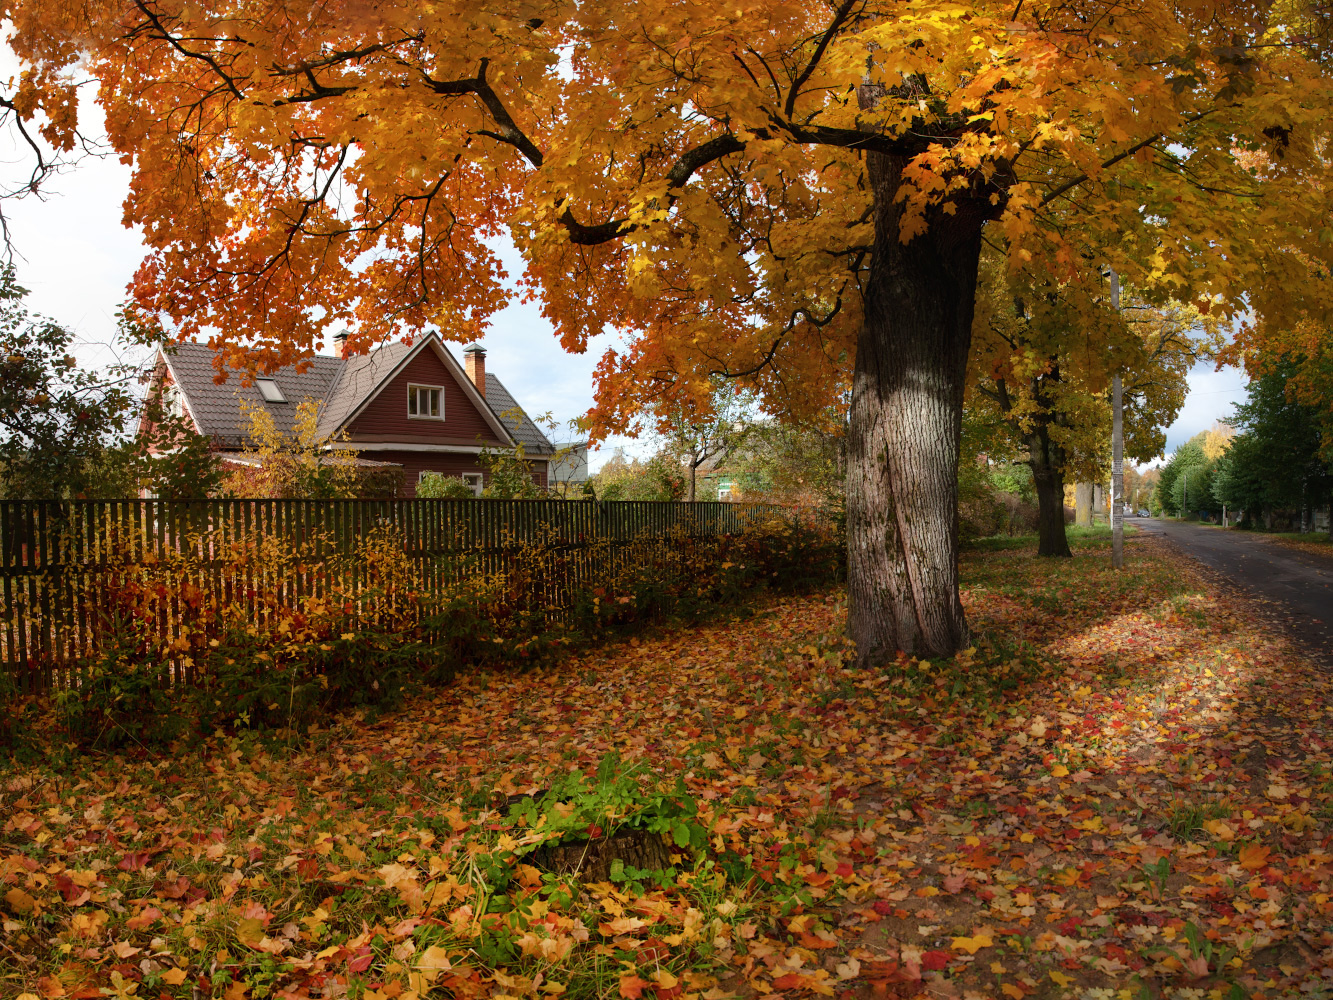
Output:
[1135, 516, 1333, 660]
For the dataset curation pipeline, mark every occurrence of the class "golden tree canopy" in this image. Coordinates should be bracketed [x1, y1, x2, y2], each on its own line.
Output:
[3, 0, 1330, 422]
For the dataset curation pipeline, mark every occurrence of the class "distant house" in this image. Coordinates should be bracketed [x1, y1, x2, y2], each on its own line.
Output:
[143, 333, 555, 497]
[549, 441, 590, 491]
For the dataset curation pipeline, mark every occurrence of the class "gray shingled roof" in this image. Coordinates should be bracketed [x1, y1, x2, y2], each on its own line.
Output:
[160, 339, 552, 455]
[314, 340, 414, 438]
[485, 372, 554, 456]
[163, 342, 343, 448]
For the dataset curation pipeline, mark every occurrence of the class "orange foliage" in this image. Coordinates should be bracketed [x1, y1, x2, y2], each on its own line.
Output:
[0, 0, 1328, 420]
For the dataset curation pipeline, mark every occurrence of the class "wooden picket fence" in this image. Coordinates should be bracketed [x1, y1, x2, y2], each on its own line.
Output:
[0, 498, 799, 692]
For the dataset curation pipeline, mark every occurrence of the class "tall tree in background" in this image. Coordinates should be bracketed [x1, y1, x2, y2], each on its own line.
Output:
[6, 0, 1333, 659]
[0, 269, 137, 498]
[971, 256, 1202, 556]
[651, 379, 753, 502]
[1213, 361, 1332, 532]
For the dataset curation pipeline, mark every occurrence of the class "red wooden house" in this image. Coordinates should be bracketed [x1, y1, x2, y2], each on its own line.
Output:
[144, 333, 554, 496]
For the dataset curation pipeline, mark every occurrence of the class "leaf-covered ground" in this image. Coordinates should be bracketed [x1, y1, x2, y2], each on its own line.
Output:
[4, 531, 1333, 1000]
[1265, 531, 1333, 562]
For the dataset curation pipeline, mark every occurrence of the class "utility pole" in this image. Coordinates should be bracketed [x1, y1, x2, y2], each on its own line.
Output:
[1110, 270, 1124, 570]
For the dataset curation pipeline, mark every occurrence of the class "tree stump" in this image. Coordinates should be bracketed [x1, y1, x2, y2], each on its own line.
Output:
[529, 827, 675, 883]
[496, 790, 679, 882]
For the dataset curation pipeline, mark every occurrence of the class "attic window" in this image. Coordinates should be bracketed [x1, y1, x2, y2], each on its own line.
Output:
[256, 378, 286, 403]
[408, 384, 444, 420]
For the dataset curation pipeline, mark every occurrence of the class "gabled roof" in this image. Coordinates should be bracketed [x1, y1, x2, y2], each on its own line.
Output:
[155, 335, 554, 455]
[315, 340, 415, 436]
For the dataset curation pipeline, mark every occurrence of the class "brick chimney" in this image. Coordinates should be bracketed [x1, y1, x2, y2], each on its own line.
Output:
[333, 329, 350, 359]
[463, 343, 487, 394]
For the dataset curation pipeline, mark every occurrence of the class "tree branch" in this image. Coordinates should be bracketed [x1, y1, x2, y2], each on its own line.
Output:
[784, 0, 860, 120]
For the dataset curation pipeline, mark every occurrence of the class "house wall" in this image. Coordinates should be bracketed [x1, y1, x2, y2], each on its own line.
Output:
[345, 348, 507, 448]
[371, 450, 549, 498]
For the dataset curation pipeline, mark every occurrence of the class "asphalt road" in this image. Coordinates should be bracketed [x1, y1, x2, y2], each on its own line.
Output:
[1134, 517, 1333, 659]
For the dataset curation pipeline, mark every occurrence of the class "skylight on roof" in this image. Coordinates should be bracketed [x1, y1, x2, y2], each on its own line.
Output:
[256, 378, 286, 403]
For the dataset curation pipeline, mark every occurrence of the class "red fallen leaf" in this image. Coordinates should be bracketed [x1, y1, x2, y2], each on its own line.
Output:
[248, 846, 263, 862]
[920, 950, 950, 972]
[834, 861, 854, 877]
[619, 975, 651, 999]
[348, 950, 373, 973]
[872, 901, 894, 915]
[586, 824, 604, 838]
[637, 937, 670, 962]
[653, 986, 682, 1000]
[53, 875, 88, 905]
[297, 858, 321, 879]
[771, 974, 807, 990]
[118, 852, 151, 871]
[156, 877, 191, 899]
[1103, 943, 1131, 963]
[126, 906, 162, 931]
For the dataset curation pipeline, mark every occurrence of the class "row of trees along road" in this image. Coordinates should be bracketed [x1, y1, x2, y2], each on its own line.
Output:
[7, 0, 1333, 661]
[1157, 366, 1333, 533]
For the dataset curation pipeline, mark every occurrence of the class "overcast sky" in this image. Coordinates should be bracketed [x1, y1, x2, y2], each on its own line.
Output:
[0, 99, 1248, 472]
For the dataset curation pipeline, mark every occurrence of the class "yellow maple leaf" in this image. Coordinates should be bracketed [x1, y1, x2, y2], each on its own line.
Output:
[951, 932, 993, 954]
[1049, 970, 1073, 987]
[4, 888, 36, 913]
[1238, 843, 1271, 871]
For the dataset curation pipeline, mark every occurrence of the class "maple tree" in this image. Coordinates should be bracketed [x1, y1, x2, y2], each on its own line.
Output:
[970, 256, 1205, 556]
[5, 0, 1333, 658]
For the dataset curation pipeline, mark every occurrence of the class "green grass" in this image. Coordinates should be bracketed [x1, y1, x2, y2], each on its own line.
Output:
[1266, 531, 1332, 544]
[966, 523, 1136, 553]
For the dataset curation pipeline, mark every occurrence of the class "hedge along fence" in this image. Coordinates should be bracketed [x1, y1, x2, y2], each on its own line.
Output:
[0, 498, 841, 696]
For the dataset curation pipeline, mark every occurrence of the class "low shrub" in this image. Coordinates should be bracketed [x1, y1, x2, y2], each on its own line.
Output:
[417, 472, 477, 498]
[55, 610, 191, 750]
[9, 509, 843, 749]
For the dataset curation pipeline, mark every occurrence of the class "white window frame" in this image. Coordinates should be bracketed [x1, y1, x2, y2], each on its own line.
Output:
[163, 384, 186, 419]
[407, 383, 444, 420]
[256, 378, 286, 403]
[463, 472, 483, 497]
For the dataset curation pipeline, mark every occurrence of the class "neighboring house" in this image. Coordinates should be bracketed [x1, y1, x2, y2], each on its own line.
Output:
[143, 333, 555, 497]
[696, 449, 739, 501]
[549, 441, 589, 490]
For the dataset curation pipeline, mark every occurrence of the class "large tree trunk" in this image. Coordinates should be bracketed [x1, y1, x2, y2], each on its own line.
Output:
[1074, 482, 1094, 526]
[1028, 426, 1072, 558]
[846, 152, 984, 665]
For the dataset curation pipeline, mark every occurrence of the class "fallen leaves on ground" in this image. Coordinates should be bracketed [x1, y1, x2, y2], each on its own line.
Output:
[1264, 531, 1333, 563]
[3, 533, 1333, 1000]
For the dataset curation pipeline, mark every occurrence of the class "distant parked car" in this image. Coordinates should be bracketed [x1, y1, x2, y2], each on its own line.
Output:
[1137, 509, 1151, 517]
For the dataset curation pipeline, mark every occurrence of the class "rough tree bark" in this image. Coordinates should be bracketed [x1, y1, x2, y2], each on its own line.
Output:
[1074, 482, 1094, 527]
[1027, 425, 1072, 558]
[846, 151, 985, 665]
